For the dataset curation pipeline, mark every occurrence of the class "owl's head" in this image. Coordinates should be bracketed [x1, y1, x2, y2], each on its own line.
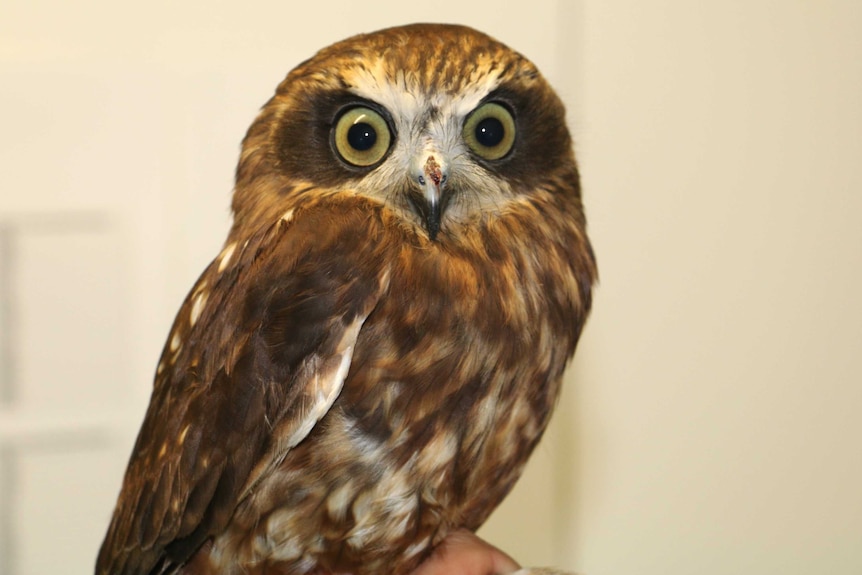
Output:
[233, 23, 578, 241]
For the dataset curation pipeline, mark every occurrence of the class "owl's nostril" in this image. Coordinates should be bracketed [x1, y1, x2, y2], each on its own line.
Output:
[424, 155, 443, 187]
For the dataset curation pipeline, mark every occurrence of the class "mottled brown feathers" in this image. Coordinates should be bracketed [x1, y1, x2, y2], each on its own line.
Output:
[98, 23, 596, 575]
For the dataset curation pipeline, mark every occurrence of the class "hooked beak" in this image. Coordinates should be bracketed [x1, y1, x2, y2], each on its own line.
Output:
[409, 154, 450, 241]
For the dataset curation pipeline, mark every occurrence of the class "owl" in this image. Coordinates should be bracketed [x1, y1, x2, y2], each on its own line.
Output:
[97, 23, 596, 575]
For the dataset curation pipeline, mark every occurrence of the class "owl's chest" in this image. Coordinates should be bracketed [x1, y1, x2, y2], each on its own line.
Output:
[345, 246, 552, 435]
[305, 249, 563, 562]
[224, 241, 570, 574]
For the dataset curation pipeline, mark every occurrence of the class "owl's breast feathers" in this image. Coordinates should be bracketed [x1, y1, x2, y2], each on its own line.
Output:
[97, 191, 595, 575]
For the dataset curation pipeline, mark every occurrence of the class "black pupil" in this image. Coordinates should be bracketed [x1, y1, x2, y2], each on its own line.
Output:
[347, 122, 377, 151]
[475, 117, 505, 147]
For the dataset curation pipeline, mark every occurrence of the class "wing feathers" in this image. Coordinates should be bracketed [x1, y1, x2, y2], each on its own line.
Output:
[96, 197, 391, 575]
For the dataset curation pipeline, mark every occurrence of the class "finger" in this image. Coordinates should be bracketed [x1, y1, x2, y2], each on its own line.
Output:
[410, 529, 521, 575]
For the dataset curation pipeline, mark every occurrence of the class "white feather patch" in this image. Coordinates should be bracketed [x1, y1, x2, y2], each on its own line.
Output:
[403, 535, 432, 560]
[189, 290, 208, 326]
[169, 330, 181, 352]
[282, 347, 354, 449]
[217, 242, 237, 273]
[239, 315, 372, 501]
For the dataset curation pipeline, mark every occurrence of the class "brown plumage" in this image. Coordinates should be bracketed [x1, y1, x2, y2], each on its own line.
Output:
[97, 23, 597, 575]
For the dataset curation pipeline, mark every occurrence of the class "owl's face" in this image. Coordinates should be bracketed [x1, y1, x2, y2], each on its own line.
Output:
[233, 23, 576, 241]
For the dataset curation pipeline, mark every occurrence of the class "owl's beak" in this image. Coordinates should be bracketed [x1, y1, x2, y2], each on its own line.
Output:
[409, 154, 450, 241]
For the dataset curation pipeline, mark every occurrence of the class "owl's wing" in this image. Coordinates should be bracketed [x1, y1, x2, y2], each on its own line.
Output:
[96, 199, 390, 575]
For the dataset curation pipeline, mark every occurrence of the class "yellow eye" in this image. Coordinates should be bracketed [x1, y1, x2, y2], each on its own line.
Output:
[463, 102, 516, 160]
[332, 106, 392, 167]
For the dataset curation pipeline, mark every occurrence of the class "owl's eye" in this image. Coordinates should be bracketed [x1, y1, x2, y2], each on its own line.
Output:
[333, 106, 393, 167]
[463, 102, 516, 161]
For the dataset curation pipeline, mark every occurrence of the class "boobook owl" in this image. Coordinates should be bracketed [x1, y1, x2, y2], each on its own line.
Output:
[97, 23, 597, 575]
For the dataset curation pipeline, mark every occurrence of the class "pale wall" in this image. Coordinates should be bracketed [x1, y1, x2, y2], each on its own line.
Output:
[569, 2, 862, 574]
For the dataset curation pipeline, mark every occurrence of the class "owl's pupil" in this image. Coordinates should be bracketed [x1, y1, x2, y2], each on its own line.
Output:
[475, 117, 505, 148]
[347, 123, 377, 151]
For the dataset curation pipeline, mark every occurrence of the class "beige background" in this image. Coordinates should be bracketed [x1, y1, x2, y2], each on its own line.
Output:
[1, 1, 860, 574]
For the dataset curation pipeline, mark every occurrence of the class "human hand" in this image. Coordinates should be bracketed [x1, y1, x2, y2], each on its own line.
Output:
[409, 529, 521, 575]
[408, 529, 574, 575]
